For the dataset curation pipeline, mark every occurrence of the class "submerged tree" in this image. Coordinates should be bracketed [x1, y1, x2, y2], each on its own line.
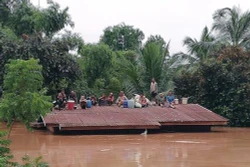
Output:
[0, 58, 52, 136]
[0, 131, 16, 166]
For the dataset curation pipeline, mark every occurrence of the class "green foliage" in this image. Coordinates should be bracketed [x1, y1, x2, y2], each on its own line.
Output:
[18, 154, 49, 167]
[0, 59, 52, 129]
[0, 0, 11, 26]
[174, 47, 250, 126]
[0, 34, 82, 96]
[171, 26, 217, 75]
[141, 41, 166, 89]
[0, 0, 81, 97]
[0, 131, 16, 167]
[145, 35, 167, 50]
[0, 25, 18, 41]
[107, 77, 122, 94]
[38, 0, 74, 36]
[173, 70, 202, 103]
[80, 43, 114, 89]
[100, 23, 145, 51]
[0, 0, 73, 37]
[212, 6, 250, 48]
[117, 57, 144, 97]
[7, 0, 36, 36]
[0, 130, 49, 167]
[55, 31, 84, 53]
[116, 50, 139, 64]
[183, 26, 216, 60]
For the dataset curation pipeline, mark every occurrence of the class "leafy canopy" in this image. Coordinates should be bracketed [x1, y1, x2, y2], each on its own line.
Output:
[0, 58, 52, 129]
[100, 23, 145, 51]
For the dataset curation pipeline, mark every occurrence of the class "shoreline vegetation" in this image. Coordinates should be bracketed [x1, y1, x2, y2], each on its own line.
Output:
[0, 1, 250, 166]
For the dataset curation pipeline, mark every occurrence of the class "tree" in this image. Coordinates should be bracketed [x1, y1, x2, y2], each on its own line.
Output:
[19, 154, 49, 167]
[172, 26, 217, 71]
[0, 0, 73, 37]
[145, 35, 167, 49]
[54, 31, 84, 54]
[37, 0, 74, 37]
[100, 23, 145, 51]
[0, 0, 11, 26]
[116, 56, 144, 97]
[173, 46, 250, 126]
[79, 44, 119, 96]
[0, 131, 16, 166]
[0, 131, 49, 167]
[0, 33, 82, 96]
[0, 0, 80, 96]
[0, 58, 52, 136]
[141, 41, 167, 91]
[212, 6, 250, 48]
[115, 50, 139, 64]
[183, 26, 217, 61]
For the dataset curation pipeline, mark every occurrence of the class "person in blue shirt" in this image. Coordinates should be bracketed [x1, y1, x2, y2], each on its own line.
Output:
[166, 91, 175, 108]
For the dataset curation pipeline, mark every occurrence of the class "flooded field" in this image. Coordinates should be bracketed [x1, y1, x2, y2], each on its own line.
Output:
[7, 123, 250, 167]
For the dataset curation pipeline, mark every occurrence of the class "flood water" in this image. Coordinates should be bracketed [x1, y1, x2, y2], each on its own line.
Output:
[6, 123, 250, 167]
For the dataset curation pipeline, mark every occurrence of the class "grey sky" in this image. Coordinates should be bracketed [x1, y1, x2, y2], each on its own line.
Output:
[31, 0, 249, 54]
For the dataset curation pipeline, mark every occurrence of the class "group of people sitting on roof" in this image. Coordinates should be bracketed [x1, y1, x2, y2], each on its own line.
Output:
[54, 90, 128, 110]
[150, 77, 176, 108]
[54, 89, 176, 110]
[54, 78, 177, 110]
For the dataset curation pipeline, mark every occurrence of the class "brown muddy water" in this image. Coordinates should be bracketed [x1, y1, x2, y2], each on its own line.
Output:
[5, 123, 250, 167]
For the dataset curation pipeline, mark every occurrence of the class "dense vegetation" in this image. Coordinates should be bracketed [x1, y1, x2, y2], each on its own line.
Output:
[0, 1, 250, 126]
[1, 1, 250, 166]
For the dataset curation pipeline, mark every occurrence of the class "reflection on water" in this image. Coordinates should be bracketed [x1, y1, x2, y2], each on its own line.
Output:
[4, 123, 250, 167]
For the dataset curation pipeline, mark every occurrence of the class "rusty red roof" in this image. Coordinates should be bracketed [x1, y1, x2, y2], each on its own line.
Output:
[42, 104, 228, 131]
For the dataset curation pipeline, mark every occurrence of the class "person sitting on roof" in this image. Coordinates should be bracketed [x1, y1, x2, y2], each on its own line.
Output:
[98, 93, 107, 106]
[116, 91, 128, 107]
[156, 93, 165, 107]
[107, 92, 114, 106]
[80, 95, 87, 109]
[69, 91, 77, 103]
[131, 94, 142, 108]
[57, 89, 67, 110]
[166, 91, 176, 109]
[139, 93, 149, 108]
[90, 94, 97, 106]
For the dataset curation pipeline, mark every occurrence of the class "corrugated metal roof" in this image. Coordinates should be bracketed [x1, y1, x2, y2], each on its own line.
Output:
[44, 104, 228, 129]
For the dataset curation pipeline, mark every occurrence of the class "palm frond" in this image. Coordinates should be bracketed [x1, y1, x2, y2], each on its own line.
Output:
[212, 6, 250, 48]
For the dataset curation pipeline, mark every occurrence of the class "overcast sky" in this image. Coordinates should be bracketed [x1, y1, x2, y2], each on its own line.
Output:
[31, 0, 249, 54]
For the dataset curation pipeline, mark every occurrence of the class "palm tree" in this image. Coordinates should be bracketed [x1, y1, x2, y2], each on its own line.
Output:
[212, 6, 250, 49]
[117, 40, 169, 97]
[183, 26, 216, 62]
[119, 59, 144, 97]
[170, 26, 216, 74]
[141, 41, 168, 88]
